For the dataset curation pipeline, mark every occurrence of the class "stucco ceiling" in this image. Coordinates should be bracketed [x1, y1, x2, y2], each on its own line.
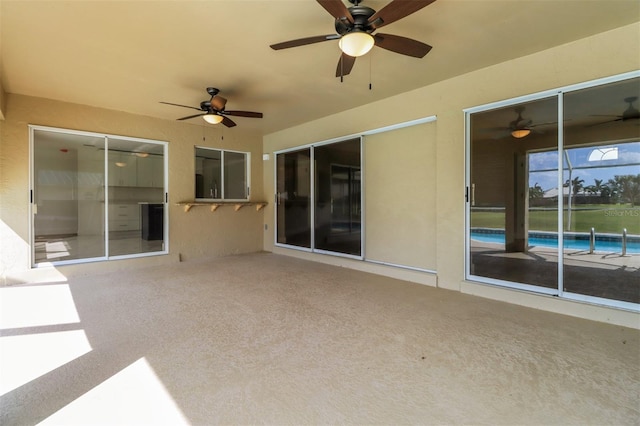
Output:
[1, 0, 639, 135]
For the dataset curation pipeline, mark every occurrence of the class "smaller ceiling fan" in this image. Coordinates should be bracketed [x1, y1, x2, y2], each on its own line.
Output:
[590, 96, 640, 126]
[160, 87, 263, 127]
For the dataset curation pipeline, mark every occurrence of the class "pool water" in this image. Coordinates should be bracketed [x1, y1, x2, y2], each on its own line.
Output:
[471, 229, 640, 254]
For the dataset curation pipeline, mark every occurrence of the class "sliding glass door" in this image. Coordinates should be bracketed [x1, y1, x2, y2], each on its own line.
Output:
[33, 130, 107, 263]
[469, 96, 559, 291]
[31, 126, 167, 266]
[276, 148, 311, 249]
[561, 80, 640, 304]
[275, 138, 362, 257]
[467, 73, 640, 309]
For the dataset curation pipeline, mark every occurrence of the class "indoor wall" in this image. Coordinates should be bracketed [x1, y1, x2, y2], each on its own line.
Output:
[0, 94, 264, 284]
[262, 23, 640, 328]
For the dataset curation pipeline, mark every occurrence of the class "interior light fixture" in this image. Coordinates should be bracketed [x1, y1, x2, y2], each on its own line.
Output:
[115, 162, 127, 167]
[511, 129, 531, 139]
[339, 31, 375, 57]
[203, 113, 224, 124]
[135, 152, 149, 158]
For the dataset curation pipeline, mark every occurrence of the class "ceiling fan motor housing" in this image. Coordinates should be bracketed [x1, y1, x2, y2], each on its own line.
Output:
[335, 6, 376, 35]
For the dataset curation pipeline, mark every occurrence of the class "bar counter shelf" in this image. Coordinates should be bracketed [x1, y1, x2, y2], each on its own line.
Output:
[177, 201, 267, 213]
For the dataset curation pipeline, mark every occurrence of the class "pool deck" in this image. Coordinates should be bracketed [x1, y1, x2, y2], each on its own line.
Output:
[470, 241, 639, 304]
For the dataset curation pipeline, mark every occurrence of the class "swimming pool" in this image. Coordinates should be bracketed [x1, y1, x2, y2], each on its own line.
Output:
[471, 228, 640, 254]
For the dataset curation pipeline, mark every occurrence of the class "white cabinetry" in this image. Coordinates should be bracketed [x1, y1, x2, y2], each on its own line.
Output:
[108, 203, 140, 231]
[108, 152, 137, 187]
[136, 155, 164, 188]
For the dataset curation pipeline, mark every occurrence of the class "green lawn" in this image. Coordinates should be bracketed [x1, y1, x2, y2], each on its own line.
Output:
[471, 204, 640, 234]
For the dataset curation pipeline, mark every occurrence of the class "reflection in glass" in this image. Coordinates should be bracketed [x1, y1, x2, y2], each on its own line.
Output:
[314, 139, 361, 256]
[468, 76, 640, 306]
[195, 148, 221, 199]
[276, 149, 311, 248]
[562, 79, 640, 303]
[469, 97, 559, 288]
[224, 151, 247, 199]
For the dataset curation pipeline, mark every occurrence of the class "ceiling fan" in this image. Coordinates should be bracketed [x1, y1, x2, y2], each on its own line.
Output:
[270, 0, 435, 79]
[489, 106, 556, 139]
[160, 87, 263, 128]
[590, 96, 640, 126]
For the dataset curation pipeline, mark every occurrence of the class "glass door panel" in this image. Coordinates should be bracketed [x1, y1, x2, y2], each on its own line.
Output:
[224, 151, 248, 200]
[107, 138, 165, 257]
[314, 138, 361, 256]
[469, 97, 558, 289]
[562, 79, 640, 303]
[33, 130, 106, 264]
[276, 149, 311, 248]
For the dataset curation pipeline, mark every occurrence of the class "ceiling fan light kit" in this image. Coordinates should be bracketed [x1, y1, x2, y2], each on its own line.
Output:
[511, 129, 531, 139]
[203, 113, 224, 124]
[339, 31, 375, 57]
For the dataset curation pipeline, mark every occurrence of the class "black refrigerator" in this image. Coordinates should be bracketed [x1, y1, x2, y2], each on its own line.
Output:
[141, 204, 164, 240]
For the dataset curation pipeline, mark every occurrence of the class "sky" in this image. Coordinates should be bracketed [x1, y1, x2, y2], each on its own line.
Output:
[529, 141, 640, 192]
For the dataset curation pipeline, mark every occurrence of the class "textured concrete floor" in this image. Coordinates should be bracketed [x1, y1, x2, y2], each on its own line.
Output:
[1, 252, 639, 425]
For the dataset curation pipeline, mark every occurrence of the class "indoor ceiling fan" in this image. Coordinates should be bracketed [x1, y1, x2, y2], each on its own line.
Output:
[590, 96, 640, 126]
[270, 0, 435, 78]
[491, 106, 556, 139]
[160, 87, 263, 128]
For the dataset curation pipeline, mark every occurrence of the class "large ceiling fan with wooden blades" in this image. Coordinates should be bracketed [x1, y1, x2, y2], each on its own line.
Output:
[270, 0, 435, 79]
[160, 87, 263, 128]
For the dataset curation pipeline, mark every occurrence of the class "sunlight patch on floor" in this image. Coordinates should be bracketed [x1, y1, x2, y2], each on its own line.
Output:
[0, 284, 80, 329]
[40, 358, 190, 426]
[0, 330, 91, 395]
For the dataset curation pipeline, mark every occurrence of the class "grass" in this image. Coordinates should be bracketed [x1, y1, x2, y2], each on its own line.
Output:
[471, 204, 640, 234]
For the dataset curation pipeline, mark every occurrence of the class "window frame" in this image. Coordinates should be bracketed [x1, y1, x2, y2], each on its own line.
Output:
[464, 70, 640, 312]
[194, 146, 251, 201]
[29, 125, 169, 268]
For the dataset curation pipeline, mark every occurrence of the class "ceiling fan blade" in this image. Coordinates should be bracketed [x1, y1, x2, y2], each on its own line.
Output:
[221, 116, 237, 128]
[224, 110, 263, 118]
[211, 95, 227, 111]
[316, 0, 354, 23]
[335, 53, 356, 78]
[373, 33, 432, 58]
[368, 0, 436, 29]
[586, 118, 623, 127]
[270, 34, 340, 50]
[177, 113, 205, 121]
[160, 101, 203, 111]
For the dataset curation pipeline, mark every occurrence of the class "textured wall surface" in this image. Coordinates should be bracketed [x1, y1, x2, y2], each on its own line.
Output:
[0, 94, 265, 283]
[263, 23, 640, 327]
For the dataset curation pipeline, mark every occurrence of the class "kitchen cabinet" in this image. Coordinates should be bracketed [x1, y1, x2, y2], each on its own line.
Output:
[108, 152, 137, 187]
[136, 155, 164, 188]
[108, 203, 140, 231]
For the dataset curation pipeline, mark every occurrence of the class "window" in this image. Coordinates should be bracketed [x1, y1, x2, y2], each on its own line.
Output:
[194, 147, 249, 200]
[466, 73, 640, 310]
[30, 126, 168, 266]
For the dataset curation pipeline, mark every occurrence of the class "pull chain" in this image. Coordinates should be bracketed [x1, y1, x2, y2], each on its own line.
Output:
[369, 50, 373, 90]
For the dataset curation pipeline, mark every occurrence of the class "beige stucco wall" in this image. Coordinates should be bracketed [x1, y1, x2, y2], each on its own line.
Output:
[0, 94, 265, 284]
[263, 23, 640, 328]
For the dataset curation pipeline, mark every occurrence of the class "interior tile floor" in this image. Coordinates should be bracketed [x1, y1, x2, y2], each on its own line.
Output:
[1, 253, 638, 425]
[34, 232, 164, 263]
